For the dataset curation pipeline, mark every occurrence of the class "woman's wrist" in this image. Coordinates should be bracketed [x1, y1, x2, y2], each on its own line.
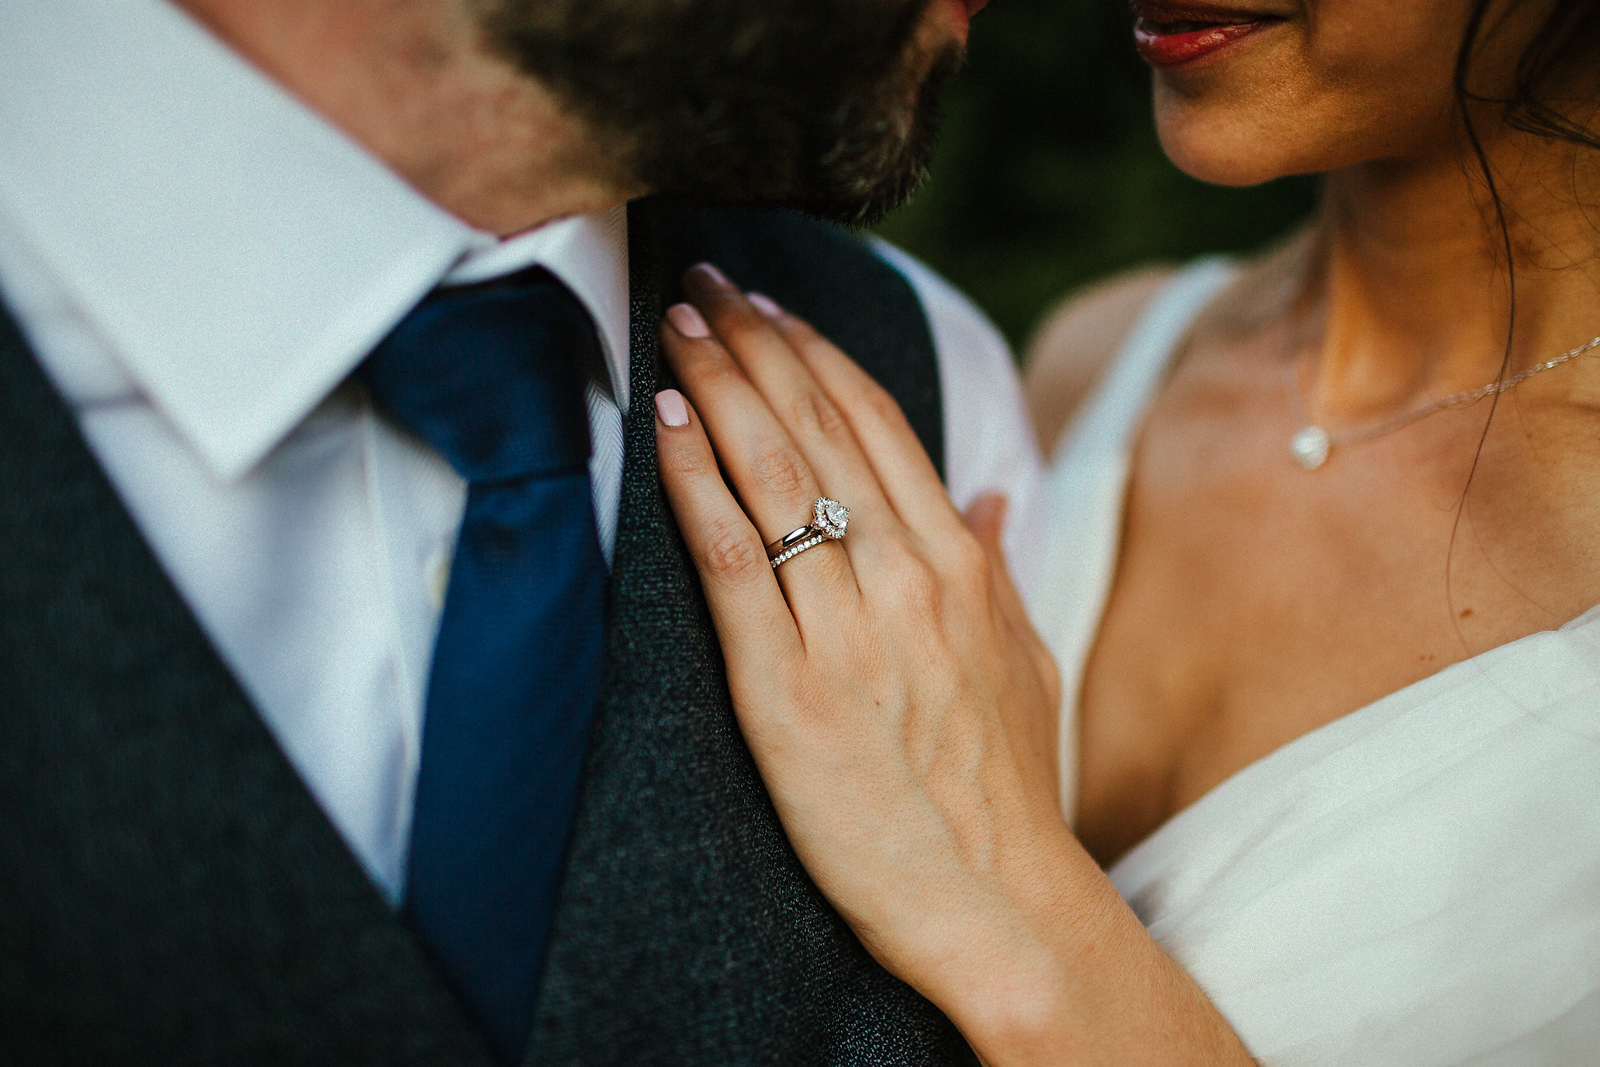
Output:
[873, 814, 1100, 1060]
[882, 817, 1252, 1066]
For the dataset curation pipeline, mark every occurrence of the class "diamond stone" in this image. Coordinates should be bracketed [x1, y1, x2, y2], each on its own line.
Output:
[1290, 425, 1331, 471]
[814, 497, 850, 539]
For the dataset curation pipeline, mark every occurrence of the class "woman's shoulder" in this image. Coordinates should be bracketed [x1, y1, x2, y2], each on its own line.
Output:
[1023, 265, 1180, 457]
[1024, 234, 1313, 456]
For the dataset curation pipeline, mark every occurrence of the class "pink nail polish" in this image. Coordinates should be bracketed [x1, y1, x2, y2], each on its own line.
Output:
[655, 389, 690, 427]
[747, 292, 783, 319]
[690, 262, 731, 288]
[667, 303, 711, 339]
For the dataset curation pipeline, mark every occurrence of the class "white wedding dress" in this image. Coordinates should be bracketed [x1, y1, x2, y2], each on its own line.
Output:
[1032, 260, 1600, 1065]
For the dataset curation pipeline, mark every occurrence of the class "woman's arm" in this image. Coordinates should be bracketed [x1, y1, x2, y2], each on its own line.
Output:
[653, 263, 1254, 1065]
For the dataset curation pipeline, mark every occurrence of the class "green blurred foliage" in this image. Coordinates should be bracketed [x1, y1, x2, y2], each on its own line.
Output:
[874, 0, 1319, 351]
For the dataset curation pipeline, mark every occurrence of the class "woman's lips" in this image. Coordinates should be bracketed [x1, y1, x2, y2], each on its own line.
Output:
[1130, 4, 1277, 68]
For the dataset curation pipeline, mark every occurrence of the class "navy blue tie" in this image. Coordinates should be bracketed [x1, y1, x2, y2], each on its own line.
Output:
[358, 269, 607, 1063]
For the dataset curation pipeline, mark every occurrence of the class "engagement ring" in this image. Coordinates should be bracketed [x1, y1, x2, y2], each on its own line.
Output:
[766, 497, 849, 569]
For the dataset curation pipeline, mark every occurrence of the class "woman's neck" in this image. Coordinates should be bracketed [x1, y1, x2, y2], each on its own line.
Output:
[1300, 123, 1600, 423]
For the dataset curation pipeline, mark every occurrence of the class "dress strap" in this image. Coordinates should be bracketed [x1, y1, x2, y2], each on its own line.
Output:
[1035, 257, 1236, 825]
[1051, 256, 1238, 466]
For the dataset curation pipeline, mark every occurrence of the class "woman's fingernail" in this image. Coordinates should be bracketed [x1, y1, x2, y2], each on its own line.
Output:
[689, 262, 731, 288]
[666, 302, 711, 338]
[655, 388, 689, 427]
[747, 292, 783, 319]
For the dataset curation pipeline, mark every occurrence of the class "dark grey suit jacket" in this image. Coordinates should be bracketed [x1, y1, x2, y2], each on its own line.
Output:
[0, 199, 977, 1066]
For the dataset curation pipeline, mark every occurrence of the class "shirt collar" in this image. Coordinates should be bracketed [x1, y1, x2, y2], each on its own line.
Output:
[446, 208, 633, 412]
[0, 0, 631, 482]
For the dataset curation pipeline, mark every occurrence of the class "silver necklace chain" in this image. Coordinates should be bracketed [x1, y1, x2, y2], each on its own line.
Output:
[1285, 331, 1600, 470]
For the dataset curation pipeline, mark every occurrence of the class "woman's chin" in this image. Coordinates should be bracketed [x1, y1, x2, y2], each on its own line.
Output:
[1153, 106, 1311, 187]
[1162, 143, 1292, 187]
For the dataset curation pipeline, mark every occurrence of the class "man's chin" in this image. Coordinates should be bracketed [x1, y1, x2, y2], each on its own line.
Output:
[487, 0, 960, 227]
[645, 39, 961, 228]
[800, 42, 961, 227]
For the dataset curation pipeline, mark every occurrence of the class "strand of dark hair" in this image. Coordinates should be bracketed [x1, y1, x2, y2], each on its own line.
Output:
[1447, 0, 1598, 599]
[1450, 0, 1516, 516]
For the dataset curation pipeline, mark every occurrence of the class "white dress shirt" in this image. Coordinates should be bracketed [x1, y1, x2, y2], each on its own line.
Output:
[0, 0, 1045, 904]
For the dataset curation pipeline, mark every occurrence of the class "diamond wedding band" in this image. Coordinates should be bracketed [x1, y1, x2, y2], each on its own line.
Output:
[766, 497, 850, 569]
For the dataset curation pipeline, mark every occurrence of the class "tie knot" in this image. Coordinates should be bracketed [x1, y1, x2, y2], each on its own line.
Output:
[359, 269, 599, 483]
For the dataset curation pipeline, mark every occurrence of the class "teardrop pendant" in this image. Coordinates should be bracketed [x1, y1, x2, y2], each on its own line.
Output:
[1290, 425, 1331, 471]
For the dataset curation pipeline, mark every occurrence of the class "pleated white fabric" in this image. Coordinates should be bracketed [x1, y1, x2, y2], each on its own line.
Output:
[1039, 260, 1600, 1065]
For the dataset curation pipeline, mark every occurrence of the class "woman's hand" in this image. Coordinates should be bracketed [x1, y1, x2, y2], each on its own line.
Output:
[654, 263, 1254, 1066]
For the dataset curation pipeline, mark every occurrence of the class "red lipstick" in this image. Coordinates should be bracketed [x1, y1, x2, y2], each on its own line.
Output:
[1130, 1, 1277, 69]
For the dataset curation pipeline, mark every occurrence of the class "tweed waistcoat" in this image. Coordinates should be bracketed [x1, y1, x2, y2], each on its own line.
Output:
[0, 200, 975, 1066]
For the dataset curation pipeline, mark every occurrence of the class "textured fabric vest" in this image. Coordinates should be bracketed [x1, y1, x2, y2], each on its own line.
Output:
[0, 200, 974, 1066]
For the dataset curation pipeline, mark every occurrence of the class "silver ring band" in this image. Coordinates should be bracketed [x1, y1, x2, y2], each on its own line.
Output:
[768, 533, 827, 569]
[765, 497, 850, 570]
[766, 525, 818, 555]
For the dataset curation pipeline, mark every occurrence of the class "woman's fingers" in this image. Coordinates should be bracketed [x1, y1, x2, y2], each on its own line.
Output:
[741, 292, 971, 553]
[659, 299, 859, 616]
[965, 495, 1062, 708]
[964, 493, 1062, 796]
[652, 388, 806, 668]
[963, 496, 1028, 637]
[676, 267, 901, 566]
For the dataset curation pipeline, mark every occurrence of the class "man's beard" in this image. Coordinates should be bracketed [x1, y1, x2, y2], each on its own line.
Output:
[476, 0, 961, 225]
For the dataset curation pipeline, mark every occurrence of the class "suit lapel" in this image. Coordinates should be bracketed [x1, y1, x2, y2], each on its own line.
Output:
[529, 200, 971, 1066]
[532, 198, 837, 1063]
[0, 302, 494, 1065]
